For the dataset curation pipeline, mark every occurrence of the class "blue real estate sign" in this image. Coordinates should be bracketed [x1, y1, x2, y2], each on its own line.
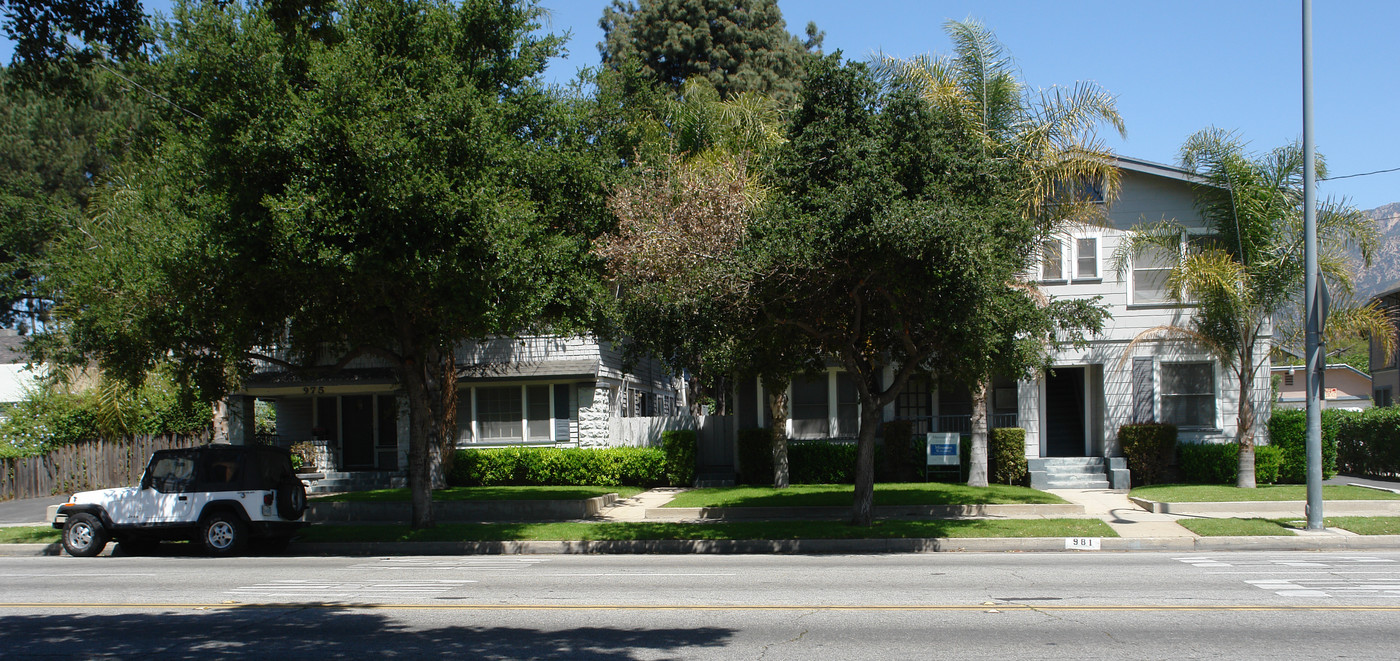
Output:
[926, 432, 960, 467]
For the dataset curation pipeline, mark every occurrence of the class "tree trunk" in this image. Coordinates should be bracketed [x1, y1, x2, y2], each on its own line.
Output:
[767, 386, 790, 489]
[966, 378, 990, 488]
[851, 403, 883, 526]
[1236, 358, 1257, 489]
[401, 342, 452, 529]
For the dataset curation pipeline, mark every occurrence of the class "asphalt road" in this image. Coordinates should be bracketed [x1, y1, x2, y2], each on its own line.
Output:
[2, 551, 1398, 659]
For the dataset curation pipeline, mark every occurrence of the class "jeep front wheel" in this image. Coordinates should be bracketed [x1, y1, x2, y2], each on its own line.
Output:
[62, 513, 108, 557]
[199, 512, 247, 556]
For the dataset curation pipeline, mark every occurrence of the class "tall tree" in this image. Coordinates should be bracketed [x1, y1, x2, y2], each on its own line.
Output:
[1115, 128, 1395, 488]
[1, 0, 146, 72]
[46, 0, 609, 528]
[595, 76, 816, 487]
[599, 0, 822, 106]
[0, 64, 156, 333]
[875, 20, 1124, 487]
[753, 56, 1095, 525]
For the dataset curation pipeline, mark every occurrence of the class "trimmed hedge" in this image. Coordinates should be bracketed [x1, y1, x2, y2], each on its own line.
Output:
[1119, 423, 1177, 486]
[448, 447, 668, 488]
[1337, 406, 1400, 476]
[1177, 442, 1281, 485]
[989, 428, 1028, 485]
[1254, 444, 1281, 484]
[1266, 409, 1341, 482]
[1177, 442, 1239, 484]
[737, 428, 773, 485]
[662, 430, 697, 487]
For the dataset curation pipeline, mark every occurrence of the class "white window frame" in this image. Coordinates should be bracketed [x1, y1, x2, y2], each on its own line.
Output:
[1073, 235, 1101, 281]
[1159, 361, 1219, 430]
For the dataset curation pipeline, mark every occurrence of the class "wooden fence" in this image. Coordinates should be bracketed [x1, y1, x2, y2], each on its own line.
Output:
[1, 433, 210, 502]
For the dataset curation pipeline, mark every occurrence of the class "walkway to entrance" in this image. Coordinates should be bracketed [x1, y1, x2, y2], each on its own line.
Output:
[1046, 489, 1195, 538]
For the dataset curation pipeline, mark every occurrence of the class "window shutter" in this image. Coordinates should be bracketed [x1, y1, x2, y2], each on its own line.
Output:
[1132, 358, 1155, 423]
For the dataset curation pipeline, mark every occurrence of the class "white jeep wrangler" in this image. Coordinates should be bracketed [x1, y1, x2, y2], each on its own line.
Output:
[52, 444, 308, 556]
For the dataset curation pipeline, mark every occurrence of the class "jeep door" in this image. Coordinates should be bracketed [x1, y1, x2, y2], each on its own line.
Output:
[129, 451, 200, 524]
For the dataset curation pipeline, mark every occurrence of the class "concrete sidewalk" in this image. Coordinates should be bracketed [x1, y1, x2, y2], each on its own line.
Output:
[1046, 488, 1200, 538]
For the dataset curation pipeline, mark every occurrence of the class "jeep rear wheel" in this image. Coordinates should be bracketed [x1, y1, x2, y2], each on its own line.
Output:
[199, 512, 247, 556]
[62, 513, 108, 557]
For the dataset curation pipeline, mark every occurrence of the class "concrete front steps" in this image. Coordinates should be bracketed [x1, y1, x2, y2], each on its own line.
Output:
[1029, 457, 1129, 490]
[301, 470, 406, 495]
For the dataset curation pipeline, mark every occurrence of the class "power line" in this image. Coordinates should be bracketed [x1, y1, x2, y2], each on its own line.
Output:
[1321, 166, 1400, 182]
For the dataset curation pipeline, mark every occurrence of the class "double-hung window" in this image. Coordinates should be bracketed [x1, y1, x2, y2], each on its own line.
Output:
[1161, 362, 1216, 428]
[1075, 237, 1099, 280]
[1132, 245, 1175, 304]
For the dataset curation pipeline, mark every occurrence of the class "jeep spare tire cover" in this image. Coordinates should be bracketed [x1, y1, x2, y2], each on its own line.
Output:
[276, 478, 307, 519]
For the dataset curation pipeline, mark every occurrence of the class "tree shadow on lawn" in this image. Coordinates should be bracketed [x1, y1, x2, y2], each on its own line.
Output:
[679, 484, 1062, 508]
[0, 607, 734, 659]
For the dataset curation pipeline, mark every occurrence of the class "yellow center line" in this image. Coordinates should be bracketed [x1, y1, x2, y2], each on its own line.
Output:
[1, 603, 1398, 612]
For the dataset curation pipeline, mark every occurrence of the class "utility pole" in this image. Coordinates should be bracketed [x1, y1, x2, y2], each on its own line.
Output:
[1302, 0, 1325, 530]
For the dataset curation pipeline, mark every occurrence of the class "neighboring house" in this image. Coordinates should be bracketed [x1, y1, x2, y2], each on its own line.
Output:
[226, 335, 684, 474]
[731, 157, 1270, 486]
[1273, 363, 1373, 410]
[0, 330, 44, 415]
[1370, 283, 1400, 408]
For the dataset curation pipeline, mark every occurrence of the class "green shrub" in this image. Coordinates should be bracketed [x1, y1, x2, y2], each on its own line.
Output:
[1177, 442, 1238, 484]
[1267, 409, 1344, 482]
[1336, 406, 1400, 476]
[737, 427, 774, 485]
[788, 441, 871, 484]
[662, 430, 697, 487]
[1118, 423, 1177, 486]
[1254, 444, 1281, 484]
[988, 428, 1028, 485]
[448, 447, 668, 487]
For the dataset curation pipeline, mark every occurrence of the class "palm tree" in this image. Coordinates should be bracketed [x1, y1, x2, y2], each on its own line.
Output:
[875, 19, 1125, 487]
[1114, 128, 1395, 487]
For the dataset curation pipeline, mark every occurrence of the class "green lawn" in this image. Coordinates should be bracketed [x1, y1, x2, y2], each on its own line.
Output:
[0, 526, 60, 544]
[312, 485, 645, 503]
[1275, 516, 1400, 535]
[1130, 484, 1400, 503]
[662, 483, 1066, 509]
[296, 518, 1116, 543]
[1176, 518, 1295, 536]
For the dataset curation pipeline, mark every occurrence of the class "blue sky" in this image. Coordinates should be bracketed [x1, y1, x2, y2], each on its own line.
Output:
[537, 0, 1400, 212]
[8, 1, 1398, 211]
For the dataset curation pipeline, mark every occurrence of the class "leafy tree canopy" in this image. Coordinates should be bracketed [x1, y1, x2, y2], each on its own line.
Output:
[599, 0, 822, 106]
[45, 0, 617, 527]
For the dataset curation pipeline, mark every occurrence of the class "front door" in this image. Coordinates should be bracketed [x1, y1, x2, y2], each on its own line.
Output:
[341, 395, 376, 470]
[1044, 367, 1086, 457]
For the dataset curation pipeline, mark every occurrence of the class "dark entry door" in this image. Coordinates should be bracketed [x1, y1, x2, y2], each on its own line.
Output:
[1044, 367, 1085, 457]
[341, 395, 376, 469]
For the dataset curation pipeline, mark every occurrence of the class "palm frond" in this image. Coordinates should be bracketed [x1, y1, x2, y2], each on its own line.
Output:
[1115, 324, 1229, 369]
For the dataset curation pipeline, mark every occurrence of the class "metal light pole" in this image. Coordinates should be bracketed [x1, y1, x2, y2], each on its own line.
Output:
[1302, 0, 1325, 530]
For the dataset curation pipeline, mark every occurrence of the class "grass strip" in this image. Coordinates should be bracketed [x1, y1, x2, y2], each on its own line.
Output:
[1176, 518, 1295, 536]
[295, 518, 1116, 543]
[0, 526, 60, 544]
[663, 483, 1066, 509]
[1130, 484, 1400, 503]
[313, 486, 645, 503]
[1271, 516, 1400, 535]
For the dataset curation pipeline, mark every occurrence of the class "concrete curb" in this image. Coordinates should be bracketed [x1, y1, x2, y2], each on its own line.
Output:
[305, 494, 617, 523]
[6, 534, 1398, 558]
[1129, 497, 1400, 516]
[647, 503, 1085, 521]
